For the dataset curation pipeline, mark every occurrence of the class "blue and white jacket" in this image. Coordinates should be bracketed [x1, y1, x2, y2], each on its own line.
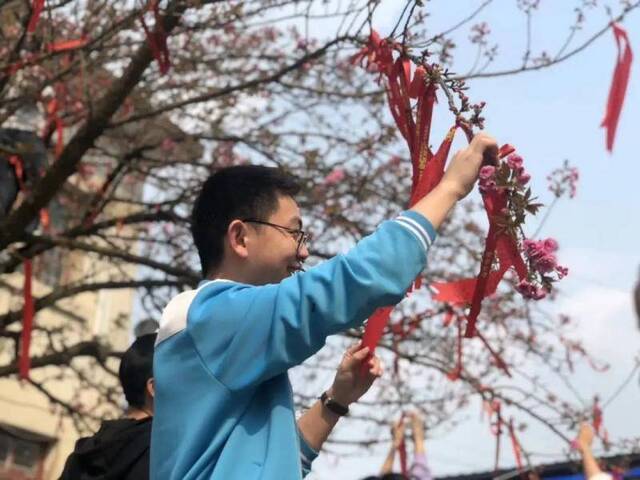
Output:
[150, 211, 436, 479]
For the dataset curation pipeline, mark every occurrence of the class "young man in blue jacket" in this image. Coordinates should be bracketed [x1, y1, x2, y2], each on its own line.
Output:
[151, 133, 498, 479]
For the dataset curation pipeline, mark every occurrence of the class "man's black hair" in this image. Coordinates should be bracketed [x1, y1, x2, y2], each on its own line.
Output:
[191, 165, 301, 276]
[118, 333, 156, 409]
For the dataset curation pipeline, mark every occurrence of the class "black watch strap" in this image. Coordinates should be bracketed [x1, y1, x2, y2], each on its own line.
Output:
[320, 391, 349, 416]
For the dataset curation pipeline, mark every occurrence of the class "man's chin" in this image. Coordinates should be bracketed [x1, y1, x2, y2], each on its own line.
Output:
[285, 267, 303, 278]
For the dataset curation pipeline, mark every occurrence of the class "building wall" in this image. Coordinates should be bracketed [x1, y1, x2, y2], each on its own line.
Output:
[0, 86, 202, 478]
[0, 249, 136, 479]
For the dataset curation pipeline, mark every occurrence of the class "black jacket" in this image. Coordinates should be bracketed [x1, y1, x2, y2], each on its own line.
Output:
[59, 417, 151, 480]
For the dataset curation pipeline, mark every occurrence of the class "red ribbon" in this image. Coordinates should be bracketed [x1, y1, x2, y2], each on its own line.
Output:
[140, 0, 171, 75]
[601, 23, 633, 152]
[5, 154, 38, 380]
[362, 306, 394, 353]
[3, 37, 89, 80]
[44, 94, 64, 159]
[593, 397, 604, 437]
[465, 196, 525, 338]
[46, 37, 89, 53]
[355, 32, 523, 375]
[396, 412, 408, 476]
[27, 0, 46, 33]
[507, 418, 524, 470]
[8, 155, 26, 190]
[430, 143, 527, 340]
[489, 400, 503, 471]
[355, 32, 463, 352]
[20, 260, 34, 380]
[398, 436, 408, 476]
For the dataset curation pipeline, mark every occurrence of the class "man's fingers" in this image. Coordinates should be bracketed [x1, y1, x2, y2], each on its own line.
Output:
[345, 341, 363, 356]
[470, 132, 497, 152]
[369, 357, 384, 377]
[351, 345, 370, 361]
[469, 132, 498, 165]
[340, 345, 370, 370]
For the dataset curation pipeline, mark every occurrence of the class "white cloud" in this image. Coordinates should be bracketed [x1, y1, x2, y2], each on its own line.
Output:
[557, 285, 637, 362]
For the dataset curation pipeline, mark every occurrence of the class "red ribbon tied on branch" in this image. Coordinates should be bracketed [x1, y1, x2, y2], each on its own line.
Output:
[27, 0, 46, 33]
[355, 31, 565, 375]
[601, 23, 633, 152]
[353, 31, 460, 353]
[433, 144, 529, 339]
[432, 143, 567, 348]
[507, 418, 524, 471]
[140, 0, 171, 75]
[20, 260, 35, 380]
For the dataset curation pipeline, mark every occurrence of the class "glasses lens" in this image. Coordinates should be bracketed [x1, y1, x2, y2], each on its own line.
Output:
[297, 231, 309, 250]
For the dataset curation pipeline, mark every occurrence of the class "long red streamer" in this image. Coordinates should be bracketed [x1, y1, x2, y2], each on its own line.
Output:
[601, 23, 633, 152]
[398, 436, 408, 476]
[27, 0, 45, 33]
[355, 32, 526, 379]
[140, 0, 171, 75]
[20, 260, 34, 380]
[361, 307, 394, 353]
[593, 400, 602, 434]
[508, 418, 524, 470]
[430, 144, 527, 341]
[490, 401, 503, 471]
[355, 32, 449, 352]
[46, 37, 89, 53]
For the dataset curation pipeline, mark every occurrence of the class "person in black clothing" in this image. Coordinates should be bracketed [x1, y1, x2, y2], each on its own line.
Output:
[59, 333, 156, 480]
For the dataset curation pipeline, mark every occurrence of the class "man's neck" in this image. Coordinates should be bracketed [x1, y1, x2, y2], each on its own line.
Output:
[208, 263, 254, 285]
[126, 407, 153, 420]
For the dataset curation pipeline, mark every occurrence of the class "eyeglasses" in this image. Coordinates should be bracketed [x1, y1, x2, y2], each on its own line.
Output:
[242, 219, 311, 252]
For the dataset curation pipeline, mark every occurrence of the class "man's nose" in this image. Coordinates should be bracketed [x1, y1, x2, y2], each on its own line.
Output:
[297, 243, 310, 261]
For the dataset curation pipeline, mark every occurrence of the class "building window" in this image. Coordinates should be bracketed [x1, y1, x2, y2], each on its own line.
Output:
[0, 426, 51, 480]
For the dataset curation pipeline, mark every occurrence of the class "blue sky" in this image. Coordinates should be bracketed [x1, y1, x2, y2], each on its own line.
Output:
[303, 1, 640, 478]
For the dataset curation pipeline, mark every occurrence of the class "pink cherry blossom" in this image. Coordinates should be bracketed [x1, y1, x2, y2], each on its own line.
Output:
[536, 253, 557, 273]
[548, 161, 579, 199]
[161, 138, 176, 151]
[523, 239, 543, 258]
[516, 280, 548, 300]
[479, 178, 497, 194]
[556, 265, 569, 278]
[324, 168, 345, 185]
[506, 154, 524, 171]
[543, 238, 559, 253]
[533, 287, 548, 300]
[478, 166, 497, 193]
[479, 165, 495, 180]
[516, 280, 536, 298]
[389, 155, 402, 167]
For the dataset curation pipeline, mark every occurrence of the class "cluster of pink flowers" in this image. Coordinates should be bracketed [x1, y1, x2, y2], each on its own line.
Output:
[516, 279, 548, 300]
[516, 237, 568, 299]
[478, 153, 531, 194]
[477, 147, 567, 301]
[547, 160, 579, 198]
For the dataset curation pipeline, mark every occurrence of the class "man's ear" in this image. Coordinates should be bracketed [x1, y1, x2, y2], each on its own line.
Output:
[146, 378, 155, 399]
[227, 220, 250, 259]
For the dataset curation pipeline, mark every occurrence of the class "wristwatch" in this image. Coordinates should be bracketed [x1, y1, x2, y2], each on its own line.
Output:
[319, 391, 349, 416]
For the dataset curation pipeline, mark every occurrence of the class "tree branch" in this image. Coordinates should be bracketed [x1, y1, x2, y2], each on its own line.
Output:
[0, 0, 186, 251]
[108, 35, 356, 127]
[462, 1, 640, 80]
